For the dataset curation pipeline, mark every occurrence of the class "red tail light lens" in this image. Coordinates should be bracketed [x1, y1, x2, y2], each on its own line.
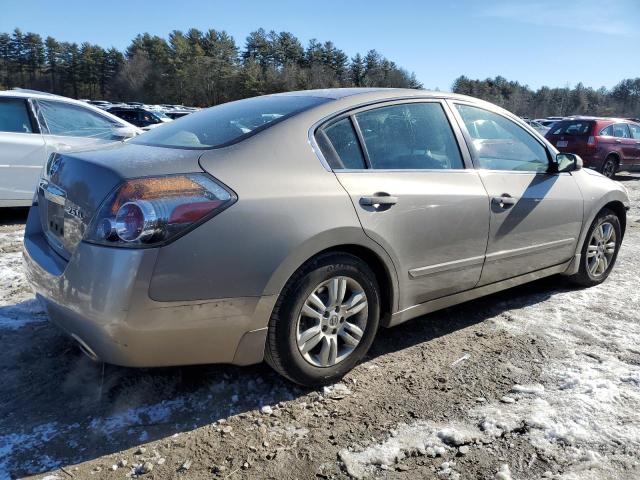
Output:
[587, 136, 597, 148]
[85, 174, 235, 247]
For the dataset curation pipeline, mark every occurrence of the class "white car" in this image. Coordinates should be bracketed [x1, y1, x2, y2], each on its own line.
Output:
[0, 89, 141, 207]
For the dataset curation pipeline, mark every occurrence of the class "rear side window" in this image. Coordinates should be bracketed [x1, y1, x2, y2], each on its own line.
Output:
[613, 123, 631, 138]
[549, 120, 594, 136]
[132, 95, 330, 149]
[354, 103, 464, 170]
[455, 104, 548, 172]
[0, 98, 34, 133]
[37, 100, 121, 139]
[629, 123, 640, 140]
[317, 118, 366, 169]
[600, 125, 614, 136]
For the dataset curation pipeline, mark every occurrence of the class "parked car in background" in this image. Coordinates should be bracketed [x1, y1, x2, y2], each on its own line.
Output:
[107, 106, 173, 130]
[86, 100, 112, 110]
[545, 117, 640, 177]
[523, 118, 550, 135]
[535, 118, 562, 128]
[0, 89, 141, 207]
[24, 88, 629, 386]
[164, 110, 193, 120]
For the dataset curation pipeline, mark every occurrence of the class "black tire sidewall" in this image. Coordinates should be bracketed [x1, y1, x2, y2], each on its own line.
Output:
[601, 157, 617, 178]
[272, 254, 380, 386]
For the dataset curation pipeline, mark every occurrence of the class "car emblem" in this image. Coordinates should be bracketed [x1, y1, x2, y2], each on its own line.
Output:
[65, 204, 84, 220]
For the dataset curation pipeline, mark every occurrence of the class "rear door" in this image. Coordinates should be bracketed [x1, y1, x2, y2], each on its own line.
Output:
[450, 102, 583, 285]
[612, 123, 637, 165]
[0, 97, 46, 204]
[628, 123, 640, 167]
[317, 100, 490, 310]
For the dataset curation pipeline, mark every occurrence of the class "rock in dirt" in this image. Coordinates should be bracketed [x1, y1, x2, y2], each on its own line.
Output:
[136, 462, 154, 475]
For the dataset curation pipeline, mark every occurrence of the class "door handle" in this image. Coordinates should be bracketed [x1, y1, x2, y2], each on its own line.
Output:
[492, 195, 516, 209]
[360, 194, 398, 207]
[615, 139, 622, 143]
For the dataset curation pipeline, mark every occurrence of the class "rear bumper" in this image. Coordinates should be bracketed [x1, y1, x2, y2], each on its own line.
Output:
[22, 206, 276, 367]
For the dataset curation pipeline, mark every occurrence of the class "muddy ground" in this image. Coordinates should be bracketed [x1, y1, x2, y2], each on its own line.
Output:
[1, 174, 639, 480]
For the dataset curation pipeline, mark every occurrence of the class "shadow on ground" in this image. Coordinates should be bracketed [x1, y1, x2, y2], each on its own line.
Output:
[0, 272, 571, 478]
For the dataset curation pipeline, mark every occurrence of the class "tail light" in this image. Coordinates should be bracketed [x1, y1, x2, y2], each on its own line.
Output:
[84, 174, 235, 248]
[587, 136, 598, 149]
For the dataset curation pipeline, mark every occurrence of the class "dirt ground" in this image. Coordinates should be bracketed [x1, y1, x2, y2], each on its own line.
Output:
[1, 174, 639, 480]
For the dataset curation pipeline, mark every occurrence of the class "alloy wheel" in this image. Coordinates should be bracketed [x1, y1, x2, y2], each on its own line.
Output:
[587, 221, 617, 277]
[295, 276, 368, 368]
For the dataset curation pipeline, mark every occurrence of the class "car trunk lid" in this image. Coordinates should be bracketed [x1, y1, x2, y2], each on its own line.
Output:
[37, 142, 204, 259]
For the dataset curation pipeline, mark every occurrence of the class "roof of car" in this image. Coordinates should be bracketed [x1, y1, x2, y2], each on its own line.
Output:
[271, 87, 468, 101]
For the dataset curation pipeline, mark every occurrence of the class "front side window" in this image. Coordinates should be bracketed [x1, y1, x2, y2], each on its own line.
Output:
[0, 98, 35, 133]
[132, 95, 330, 149]
[455, 104, 548, 172]
[317, 118, 366, 169]
[612, 123, 631, 139]
[629, 123, 640, 140]
[37, 100, 121, 139]
[353, 103, 464, 170]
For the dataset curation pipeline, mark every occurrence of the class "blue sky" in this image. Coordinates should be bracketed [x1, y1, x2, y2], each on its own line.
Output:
[1, 0, 637, 91]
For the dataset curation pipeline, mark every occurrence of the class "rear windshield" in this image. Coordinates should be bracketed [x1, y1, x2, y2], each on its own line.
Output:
[131, 95, 330, 149]
[549, 120, 594, 136]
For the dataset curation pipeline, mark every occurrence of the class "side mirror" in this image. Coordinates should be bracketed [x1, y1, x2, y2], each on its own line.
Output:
[113, 126, 138, 141]
[550, 153, 583, 173]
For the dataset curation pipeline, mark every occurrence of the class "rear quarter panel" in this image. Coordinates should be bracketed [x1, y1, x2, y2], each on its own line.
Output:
[148, 116, 399, 310]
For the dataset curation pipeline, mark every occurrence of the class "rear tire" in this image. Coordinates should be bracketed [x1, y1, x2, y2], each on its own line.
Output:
[601, 156, 618, 178]
[567, 209, 621, 287]
[264, 252, 380, 387]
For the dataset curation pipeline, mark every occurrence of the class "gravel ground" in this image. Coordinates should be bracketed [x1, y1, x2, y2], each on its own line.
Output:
[1, 174, 639, 480]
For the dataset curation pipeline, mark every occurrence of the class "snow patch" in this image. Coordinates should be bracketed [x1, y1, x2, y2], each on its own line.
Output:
[0, 249, 46, 330]
[339, 422, 480, 479]
[495, 464, 513, 480]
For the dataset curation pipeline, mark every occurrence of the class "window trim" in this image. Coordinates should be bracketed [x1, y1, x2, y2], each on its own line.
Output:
[447, 99, 555, 175]
[0, 97, 40, 134]
[313, 98, 473, 172]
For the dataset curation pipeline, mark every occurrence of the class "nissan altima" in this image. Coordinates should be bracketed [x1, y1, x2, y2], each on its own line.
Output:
[23, 88, 629, 386]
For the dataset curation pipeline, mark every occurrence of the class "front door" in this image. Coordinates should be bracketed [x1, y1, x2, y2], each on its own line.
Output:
[451, 102, 583, 285]
[316, 100, 490, 310]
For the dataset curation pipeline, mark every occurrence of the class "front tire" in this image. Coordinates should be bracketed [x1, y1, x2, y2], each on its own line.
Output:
[264, 252, 380, 387]
[568, 209, 621, 287]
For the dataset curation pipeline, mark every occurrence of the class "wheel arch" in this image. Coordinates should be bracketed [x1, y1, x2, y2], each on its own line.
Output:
[311, 244, 397, 326]
[262, 228, 400, 325]
[602, 200, 627, 239]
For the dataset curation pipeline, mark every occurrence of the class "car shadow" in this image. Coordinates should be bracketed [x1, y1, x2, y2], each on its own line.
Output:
[1, 275, 573, 478]
[615, 173, 640, 182]
[0, 207, 29, 226]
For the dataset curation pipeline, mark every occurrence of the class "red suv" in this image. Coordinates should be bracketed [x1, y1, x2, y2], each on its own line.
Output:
[545, 118, 640, 178]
